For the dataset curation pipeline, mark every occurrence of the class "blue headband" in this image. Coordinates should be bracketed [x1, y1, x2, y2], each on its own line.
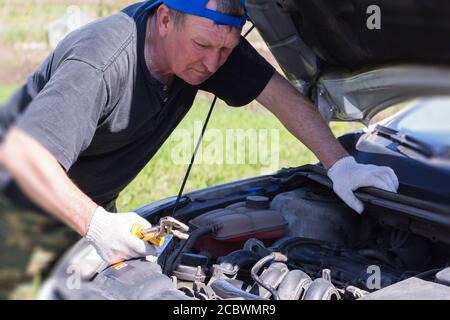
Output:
[145, 0, 248, 28]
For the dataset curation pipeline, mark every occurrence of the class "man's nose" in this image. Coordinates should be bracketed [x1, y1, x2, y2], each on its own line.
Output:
[202, 50, 221, 74]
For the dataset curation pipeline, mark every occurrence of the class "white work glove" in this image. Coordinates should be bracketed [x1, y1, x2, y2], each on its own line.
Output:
[327, 156, 399, 214]
[85, 206, 158, 264]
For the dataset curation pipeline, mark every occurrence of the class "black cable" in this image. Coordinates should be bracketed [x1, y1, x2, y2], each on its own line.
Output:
[171, 96, 218, 216]
[243, 24, 255, 38]
[163, 224, 220, 274]
[250, 253, 288, 300]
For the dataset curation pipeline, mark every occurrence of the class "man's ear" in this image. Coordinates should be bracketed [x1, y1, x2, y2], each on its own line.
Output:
[156, 4, 172, 37]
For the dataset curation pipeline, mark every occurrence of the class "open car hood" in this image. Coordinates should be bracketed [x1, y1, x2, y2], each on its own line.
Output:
[247, 0, 450, 124]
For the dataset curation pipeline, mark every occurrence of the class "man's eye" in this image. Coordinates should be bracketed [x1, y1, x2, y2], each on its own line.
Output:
[195, 42, 208, 49]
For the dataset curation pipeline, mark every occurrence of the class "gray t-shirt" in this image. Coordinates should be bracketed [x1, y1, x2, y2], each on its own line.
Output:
[0, 1, 275, 207]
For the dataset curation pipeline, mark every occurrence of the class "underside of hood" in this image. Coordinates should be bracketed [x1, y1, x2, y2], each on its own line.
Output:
[246, 0, 450, 123]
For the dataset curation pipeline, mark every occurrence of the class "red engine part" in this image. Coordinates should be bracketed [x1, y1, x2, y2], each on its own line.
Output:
[189, 197, 288, 258]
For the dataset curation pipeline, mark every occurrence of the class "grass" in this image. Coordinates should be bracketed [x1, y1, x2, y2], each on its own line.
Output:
[0, 85, 17, 102]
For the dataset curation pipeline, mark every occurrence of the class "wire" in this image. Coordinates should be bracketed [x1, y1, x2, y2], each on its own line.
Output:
[171, 96, 218, 216]
[250, 254, 281, 300]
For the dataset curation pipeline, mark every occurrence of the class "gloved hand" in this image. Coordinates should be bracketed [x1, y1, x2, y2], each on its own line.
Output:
[327, 156, 399, 214]
[85, 206, 158, 264]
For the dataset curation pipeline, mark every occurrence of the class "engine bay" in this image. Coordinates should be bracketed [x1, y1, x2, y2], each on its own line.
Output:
[41, 173, 450, 300]
[155, 184, 450, 300]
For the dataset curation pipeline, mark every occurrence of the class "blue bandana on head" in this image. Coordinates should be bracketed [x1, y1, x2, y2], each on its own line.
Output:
[145, 0, 248, 28]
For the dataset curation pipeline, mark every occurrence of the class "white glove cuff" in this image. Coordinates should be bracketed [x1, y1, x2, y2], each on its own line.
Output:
[327, 155, 356, 179]
[86, 206, 110, 243]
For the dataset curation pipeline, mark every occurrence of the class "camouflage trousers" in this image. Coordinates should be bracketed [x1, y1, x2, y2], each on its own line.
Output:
[0, 190, 117, 300]
[0, 175, 117, 299]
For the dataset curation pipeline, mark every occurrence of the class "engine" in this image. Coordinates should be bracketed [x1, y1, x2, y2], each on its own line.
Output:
[161, 186, 450, 300]
[40, 183, 450, 300]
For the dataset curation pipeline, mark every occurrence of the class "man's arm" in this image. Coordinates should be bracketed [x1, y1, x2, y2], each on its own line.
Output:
[256, 72, 348, 169]
[0, 127, 97, 235]
[256, 72, 399, 213]
[0, 127, 157, 263]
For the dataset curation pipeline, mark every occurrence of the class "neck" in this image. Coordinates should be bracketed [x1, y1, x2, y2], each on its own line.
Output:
[144, 14, 175, 86]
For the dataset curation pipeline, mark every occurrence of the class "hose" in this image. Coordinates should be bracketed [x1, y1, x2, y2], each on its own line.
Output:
[250, 252, 288, 300]
[162, 224, 220, 274]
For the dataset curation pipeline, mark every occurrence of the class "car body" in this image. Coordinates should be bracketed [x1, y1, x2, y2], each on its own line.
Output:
[35, 0, 450, 299]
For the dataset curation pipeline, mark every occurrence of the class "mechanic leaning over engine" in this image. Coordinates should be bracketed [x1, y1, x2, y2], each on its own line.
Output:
[0, 0, 398, 286]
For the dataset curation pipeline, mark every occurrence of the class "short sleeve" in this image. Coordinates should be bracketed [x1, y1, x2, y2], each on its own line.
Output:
[14, 60, 107, 171]
[199, 36, 275, 107]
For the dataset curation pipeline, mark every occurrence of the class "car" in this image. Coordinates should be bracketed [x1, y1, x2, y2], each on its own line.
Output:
[35, 0, 450, 300]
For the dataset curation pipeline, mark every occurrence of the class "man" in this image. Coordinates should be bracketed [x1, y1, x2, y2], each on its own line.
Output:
[0, 0, 398, 288]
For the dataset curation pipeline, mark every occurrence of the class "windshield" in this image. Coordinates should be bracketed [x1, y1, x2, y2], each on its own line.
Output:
[383, 97, 450, 150]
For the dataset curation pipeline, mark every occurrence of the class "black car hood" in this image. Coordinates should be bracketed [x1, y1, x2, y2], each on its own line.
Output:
[247, 0, 450, 123]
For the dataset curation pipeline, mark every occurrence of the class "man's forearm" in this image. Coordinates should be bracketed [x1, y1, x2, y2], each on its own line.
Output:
[257, 73, 348, 169]
[0, 127, 97, 236]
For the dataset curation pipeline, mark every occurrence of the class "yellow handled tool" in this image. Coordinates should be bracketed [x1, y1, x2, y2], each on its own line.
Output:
[131, 216, 189, 246]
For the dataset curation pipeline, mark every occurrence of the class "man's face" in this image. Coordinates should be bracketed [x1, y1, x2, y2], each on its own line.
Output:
[162, 7, 242, 85]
